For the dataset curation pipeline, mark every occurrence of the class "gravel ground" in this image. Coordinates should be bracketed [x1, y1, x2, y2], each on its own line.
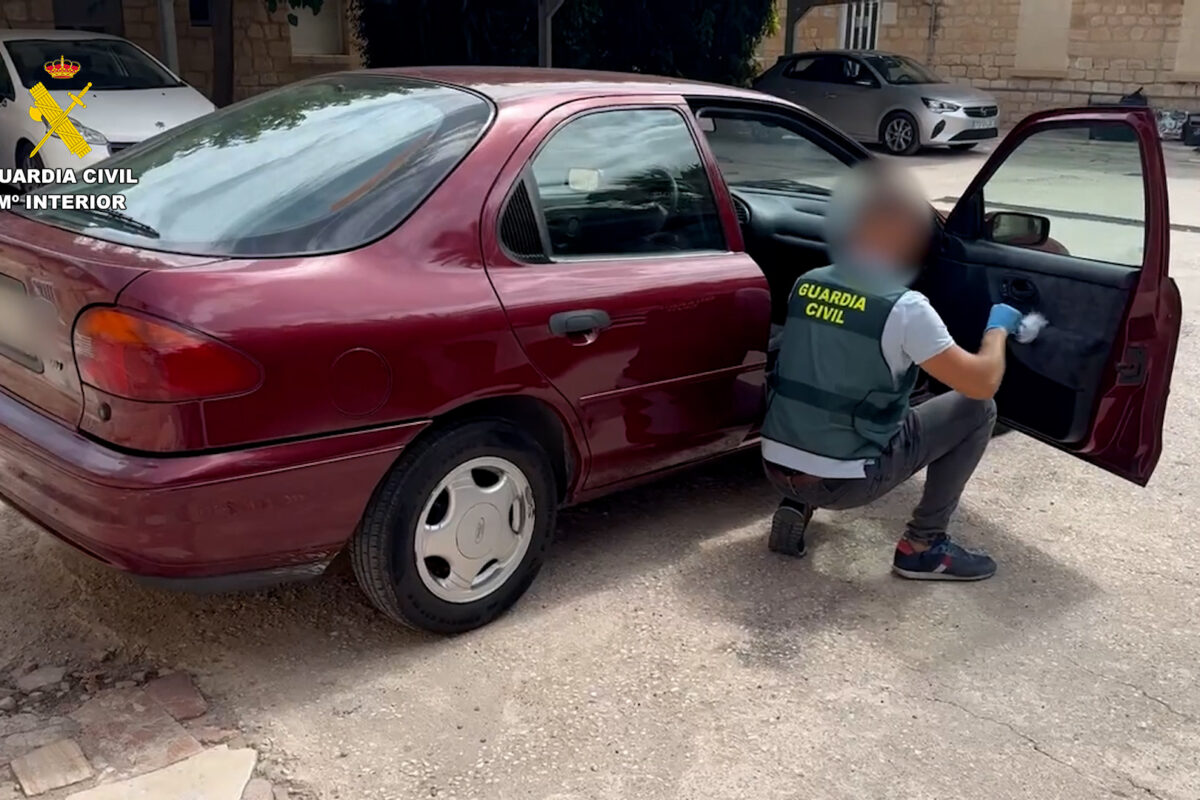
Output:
[2, 144, 1199, 800]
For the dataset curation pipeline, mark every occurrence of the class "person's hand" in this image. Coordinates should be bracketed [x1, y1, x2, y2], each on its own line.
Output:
[986, 303, 1022, 335]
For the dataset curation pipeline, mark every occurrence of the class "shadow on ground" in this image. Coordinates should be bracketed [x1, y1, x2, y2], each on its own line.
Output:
[2, 448, 1097, 698]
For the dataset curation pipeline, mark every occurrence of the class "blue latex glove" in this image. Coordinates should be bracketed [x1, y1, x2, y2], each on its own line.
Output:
[986, 303, 1022, 335]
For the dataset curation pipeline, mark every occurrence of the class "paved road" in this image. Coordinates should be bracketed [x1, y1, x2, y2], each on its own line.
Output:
[2, 142, 1199, 800]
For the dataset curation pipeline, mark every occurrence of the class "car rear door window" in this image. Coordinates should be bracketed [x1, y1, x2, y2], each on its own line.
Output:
[0, 60, 14, 100]
[525, 108, 725, 259]
[787, 55, 842, 83]
[783, 56, 818, 79]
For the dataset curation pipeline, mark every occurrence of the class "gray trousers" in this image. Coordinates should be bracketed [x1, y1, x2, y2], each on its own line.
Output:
[764, 392, 998, 542]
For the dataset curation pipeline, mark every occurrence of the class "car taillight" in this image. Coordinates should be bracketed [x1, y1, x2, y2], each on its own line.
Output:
[73, 307, 262, 402]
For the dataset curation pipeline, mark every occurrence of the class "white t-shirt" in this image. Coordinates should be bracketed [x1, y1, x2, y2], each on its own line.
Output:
[761, 290, 955, 478]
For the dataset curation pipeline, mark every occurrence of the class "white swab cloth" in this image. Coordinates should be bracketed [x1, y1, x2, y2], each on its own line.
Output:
[1016, 312, 1048, 344]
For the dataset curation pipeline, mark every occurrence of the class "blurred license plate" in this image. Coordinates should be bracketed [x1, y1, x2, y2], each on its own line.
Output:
[972, 118, 996, 130]
[0, 278, 36, 365]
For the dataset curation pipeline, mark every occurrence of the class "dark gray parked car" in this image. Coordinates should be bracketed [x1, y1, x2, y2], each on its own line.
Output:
[754, 50, 999, 156]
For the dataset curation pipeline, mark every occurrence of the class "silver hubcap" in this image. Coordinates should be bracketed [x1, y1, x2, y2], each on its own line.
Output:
[885, 118, 915, 152]
[414, 456, 535, 604]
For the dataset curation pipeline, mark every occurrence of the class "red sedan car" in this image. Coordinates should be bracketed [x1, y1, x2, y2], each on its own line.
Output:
[0, 67, 1181, 633]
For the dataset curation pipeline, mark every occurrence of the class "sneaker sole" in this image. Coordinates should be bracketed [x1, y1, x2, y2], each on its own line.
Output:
[892, 566, 996, 582]
[768, 507, 809, 558]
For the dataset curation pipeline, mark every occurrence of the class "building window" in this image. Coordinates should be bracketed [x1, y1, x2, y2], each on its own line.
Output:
[52, 0, 124, 35]
[842, 0, 879, 50]
[189, 0, 211, 27]
[1175, 0, 1200, 77]
[289, 0, 347, 56]
[1013, 0, 1070, 76]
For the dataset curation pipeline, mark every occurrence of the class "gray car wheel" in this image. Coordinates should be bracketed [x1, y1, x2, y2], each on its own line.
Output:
[14, 142, 46, 194]
[880, 112, 921, 156]
[350, 419, 557, 633]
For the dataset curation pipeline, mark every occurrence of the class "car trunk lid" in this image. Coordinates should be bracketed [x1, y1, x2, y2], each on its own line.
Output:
[0, 214, 220, 426]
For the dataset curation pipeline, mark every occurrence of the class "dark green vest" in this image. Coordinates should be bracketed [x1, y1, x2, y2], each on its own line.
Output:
[762, 265, 918, 461]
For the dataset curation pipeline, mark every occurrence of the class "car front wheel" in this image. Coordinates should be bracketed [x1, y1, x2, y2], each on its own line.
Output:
[14, 142, 46, 194]
[880, 112, 921, 156]
[351, 419, 556, 633]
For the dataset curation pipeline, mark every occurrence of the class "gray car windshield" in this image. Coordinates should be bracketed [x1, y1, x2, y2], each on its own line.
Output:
[863, 54, 942, 85]
[17, 75, 493, 258]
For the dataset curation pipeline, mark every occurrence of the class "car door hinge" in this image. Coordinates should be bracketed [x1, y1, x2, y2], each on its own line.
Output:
[1116, 346, 1146, 385]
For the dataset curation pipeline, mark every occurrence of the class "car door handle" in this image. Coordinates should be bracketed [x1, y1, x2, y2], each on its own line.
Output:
[824, 93, 838, 99]
[1001, 277, 1038, 304]
[548, 309, 611, 338]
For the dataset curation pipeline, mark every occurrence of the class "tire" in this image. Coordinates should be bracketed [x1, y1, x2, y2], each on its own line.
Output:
[350, 419, 557, 633]
[14, 142, 45, 194]
[880, 112, 921, 156]
[949, 143, 978, 152]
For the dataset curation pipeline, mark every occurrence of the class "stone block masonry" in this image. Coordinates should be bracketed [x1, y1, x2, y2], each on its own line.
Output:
[1, 0, 362, 103]
[759, 0, 1200, 128]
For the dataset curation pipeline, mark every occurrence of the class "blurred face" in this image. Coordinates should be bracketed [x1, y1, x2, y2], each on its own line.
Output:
[848, 196, 928, 273]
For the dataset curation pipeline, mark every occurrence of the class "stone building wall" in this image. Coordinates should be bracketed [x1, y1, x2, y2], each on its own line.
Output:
[0, 0, 360, 103]
[758, 0, 1200, 127]
[758, 3, 843, 70]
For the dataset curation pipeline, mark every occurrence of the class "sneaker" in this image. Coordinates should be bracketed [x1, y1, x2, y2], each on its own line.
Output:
[768, 499, 812, 558]
[892, 536, 997, 581]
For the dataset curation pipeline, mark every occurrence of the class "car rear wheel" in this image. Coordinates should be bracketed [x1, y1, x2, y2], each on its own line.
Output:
[14, 142, 45, 194]
[880, 112, 921, 156]
[351, 419, 556, 633]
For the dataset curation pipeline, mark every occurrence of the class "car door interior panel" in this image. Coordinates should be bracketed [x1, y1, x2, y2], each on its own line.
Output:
[919, 240, 1136, 444]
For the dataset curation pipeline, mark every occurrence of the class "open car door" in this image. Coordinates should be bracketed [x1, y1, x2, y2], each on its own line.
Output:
[920, 106, 1181, 485]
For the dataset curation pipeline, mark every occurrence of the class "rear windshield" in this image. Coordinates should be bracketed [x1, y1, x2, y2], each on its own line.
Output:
[18, 74, 493, 257]
[4, 38, 181, 90]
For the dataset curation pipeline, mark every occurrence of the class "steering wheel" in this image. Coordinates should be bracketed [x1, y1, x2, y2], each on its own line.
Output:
[643, 167, 680, 214]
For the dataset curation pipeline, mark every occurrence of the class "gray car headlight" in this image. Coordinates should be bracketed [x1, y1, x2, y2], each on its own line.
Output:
[921, 98, 961, 114]
[43, 116, 108, 145]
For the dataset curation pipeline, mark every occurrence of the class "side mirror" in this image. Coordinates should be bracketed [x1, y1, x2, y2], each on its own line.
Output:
[987, 211, 1050, 247]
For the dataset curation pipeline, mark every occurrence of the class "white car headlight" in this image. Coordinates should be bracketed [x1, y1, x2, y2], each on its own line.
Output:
[922, 98, 961, 114]
[43, 116, 108, 145]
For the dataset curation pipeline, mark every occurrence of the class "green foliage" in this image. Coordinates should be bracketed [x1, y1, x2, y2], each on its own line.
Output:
[353, 0, 776, 86]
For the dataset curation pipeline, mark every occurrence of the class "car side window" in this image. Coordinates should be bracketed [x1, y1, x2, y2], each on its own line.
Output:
[979, 125, 1145, 268]
[526, 108, 725, 259]
[0, 62, 15, 101]
[783, 56, 817, 80]
[838, 58, 878, 87]
[696, 108, 852, 194]
[787, 55, 840, 83]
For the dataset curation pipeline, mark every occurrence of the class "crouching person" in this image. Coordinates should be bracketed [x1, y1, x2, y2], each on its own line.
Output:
[762, 161, 1025, 581]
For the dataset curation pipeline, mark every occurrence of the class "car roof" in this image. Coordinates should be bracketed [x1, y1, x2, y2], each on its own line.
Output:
[379, 65, 769, 107]
[0, 28, 127, 42]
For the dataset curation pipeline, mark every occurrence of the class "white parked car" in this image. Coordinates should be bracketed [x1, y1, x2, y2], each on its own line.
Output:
[0, 29, 215, 189]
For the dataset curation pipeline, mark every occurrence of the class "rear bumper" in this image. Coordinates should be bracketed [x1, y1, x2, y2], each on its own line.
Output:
[0, 388, 429, 581]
